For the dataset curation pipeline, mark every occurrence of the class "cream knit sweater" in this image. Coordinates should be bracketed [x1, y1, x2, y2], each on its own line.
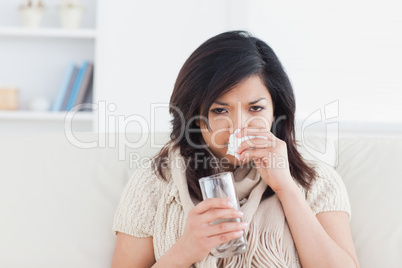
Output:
[112, 152, 352, 267]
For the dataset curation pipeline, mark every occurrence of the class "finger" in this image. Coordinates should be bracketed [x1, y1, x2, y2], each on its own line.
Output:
[207, 230, 245, 248]
[238, 148, 272, 162]
[235, 126, 266, 138]
[236, 138, 275, 155]
[203, 221, 248, 237]
[237, 144, 272, 157]
[192, 197, 233, 215]
[242, 129, 277, 141]
[200, 207, 243, 224]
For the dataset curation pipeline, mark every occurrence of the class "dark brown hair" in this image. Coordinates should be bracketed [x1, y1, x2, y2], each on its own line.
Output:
[150, 30, 317, 200]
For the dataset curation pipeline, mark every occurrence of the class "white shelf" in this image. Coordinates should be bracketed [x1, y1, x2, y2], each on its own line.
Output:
[0, 26, 97, 39]
[0, 111, 94, 122]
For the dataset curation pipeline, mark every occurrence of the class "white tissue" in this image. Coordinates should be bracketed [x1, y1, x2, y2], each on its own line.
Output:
[226, 128, 268, 159]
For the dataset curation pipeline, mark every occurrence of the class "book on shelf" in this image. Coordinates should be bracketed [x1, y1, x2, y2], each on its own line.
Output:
[74, 62, 94, 111]
[80, 83, 93, 112]
[51, 60, 94, 112]
[50, 62, 77, 111]
[66, 61, 90, 111]
[61, 65, 79, 111]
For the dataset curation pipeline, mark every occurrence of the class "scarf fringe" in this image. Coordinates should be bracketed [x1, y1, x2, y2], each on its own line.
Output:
[216, 221, 300, 268]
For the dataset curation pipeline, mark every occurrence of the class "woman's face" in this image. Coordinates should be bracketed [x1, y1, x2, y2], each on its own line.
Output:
[196, 74, 274, 171]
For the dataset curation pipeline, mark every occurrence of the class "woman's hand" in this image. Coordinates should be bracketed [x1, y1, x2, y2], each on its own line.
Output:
[235, 126, 295, 192]
[175, 197, 247, 265]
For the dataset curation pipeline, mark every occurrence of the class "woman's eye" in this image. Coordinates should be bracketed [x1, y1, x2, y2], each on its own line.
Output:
[211, 108, 227, 114]
[250, 106, 264, 112]
[211, 106, 264, 114]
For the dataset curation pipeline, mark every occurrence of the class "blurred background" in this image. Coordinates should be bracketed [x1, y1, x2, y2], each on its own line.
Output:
[0, 0, 401, 137]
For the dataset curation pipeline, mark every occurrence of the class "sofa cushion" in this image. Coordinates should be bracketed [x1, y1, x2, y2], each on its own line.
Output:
[0, 132, 170, 267]
[335, 137, 402, 268]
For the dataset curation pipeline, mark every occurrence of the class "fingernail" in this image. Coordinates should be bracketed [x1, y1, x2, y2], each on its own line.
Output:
[241, 222, 248, 227]
[237, 210, 244, 216]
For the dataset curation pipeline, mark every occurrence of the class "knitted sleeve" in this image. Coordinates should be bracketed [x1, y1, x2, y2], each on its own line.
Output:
[112, 165, 164, 237]
[305, 161, 352, 221]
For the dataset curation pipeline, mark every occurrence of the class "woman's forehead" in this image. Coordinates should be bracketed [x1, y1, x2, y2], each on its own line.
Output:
[215, 76, 271, 102]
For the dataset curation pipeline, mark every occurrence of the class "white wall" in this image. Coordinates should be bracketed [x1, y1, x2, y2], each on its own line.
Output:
[246, 0, 402, 124]
[94, 0, 402, 137]
[95, 0, 233, 134]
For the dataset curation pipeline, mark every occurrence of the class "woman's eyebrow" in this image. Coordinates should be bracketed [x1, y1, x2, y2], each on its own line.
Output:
[213, 98, 266, 106]
[249, 98, 266, 104]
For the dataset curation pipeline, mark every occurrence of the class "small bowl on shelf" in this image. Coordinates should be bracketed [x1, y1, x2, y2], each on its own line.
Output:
[28, 96, 51, 111]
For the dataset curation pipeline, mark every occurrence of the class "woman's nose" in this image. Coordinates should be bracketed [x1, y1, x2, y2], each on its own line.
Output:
[231, 111, 252, 132]
[231, 113, 269, 133]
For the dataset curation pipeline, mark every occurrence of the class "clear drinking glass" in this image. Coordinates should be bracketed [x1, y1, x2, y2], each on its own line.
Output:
[199, 172, 248, 258]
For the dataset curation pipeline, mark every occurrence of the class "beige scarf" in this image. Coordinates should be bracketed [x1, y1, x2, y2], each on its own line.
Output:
[168, 146, 302, 268]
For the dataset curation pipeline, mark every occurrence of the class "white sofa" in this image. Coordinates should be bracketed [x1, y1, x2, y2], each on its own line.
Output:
[1, 132, 401, 268]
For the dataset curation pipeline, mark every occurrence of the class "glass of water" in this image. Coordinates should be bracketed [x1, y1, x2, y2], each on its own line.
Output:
[199, 172, 248, 258]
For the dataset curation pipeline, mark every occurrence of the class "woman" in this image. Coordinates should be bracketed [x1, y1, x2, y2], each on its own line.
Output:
[111, 30, 360, 268]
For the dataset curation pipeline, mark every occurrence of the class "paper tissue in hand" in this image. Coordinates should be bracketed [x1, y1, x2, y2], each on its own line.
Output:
[226, 128, 268, 159]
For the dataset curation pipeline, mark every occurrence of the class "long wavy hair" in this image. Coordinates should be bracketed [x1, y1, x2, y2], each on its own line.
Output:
[150, 30, 317, 200]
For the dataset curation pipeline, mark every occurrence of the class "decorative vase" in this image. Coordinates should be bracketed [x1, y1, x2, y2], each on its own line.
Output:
[58, 6, 84, 29]
[19, 7, 45, 28]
